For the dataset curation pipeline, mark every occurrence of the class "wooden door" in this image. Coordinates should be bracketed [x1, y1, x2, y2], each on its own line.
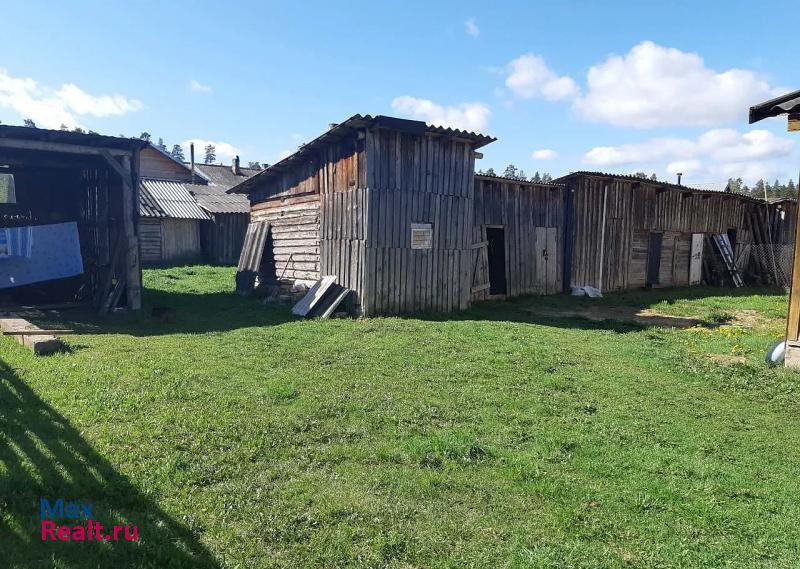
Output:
[689, 233, 703, 285]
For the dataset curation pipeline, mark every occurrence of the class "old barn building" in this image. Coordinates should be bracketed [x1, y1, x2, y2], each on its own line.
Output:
[0, 126, 145, 311]
[556, 172, 771, 293]
[230, 115, 783, 315]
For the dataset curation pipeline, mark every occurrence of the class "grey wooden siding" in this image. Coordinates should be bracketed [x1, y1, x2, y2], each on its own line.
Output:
[472, 176, 566, 300]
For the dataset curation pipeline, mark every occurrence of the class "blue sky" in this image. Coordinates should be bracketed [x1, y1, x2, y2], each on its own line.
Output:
[1, 0, 797, 185]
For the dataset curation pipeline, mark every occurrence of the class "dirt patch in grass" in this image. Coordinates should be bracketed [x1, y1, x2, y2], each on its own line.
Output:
[525, 305, 704, 329]
[707, 353, 748, 366]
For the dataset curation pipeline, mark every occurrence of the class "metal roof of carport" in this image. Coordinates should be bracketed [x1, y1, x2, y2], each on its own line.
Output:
[749, 89, 800, 123]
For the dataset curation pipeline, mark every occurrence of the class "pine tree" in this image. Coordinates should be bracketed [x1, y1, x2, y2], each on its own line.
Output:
[23, 118, 36, 128]
[517, 169, 526, 181]
[753, 179, 766, 199]
[204, 144, 216, 164]
[503, 164, 518, 179]
[649, 173, 658, 181]
[157, 138, 167, 152]
[139, 132, 151, 142]
[247, 161, 262, 169]
[72, 127, 85, 134]
[171, 144, 185, 162]
[485, 167, 496, 177]
[59, 123, 69, 131]
[531, 171, 542, 184]
[787, 179, 797, 198]
[541, 173, 552, 183]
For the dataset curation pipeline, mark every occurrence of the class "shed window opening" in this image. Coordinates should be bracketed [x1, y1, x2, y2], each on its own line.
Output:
[0, 172, 16, 204]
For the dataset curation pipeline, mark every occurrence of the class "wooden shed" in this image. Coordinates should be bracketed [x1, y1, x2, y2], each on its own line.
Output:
[0, 126, 145, 311]
[229, 114, 495, 315]
[556, 172, 770, 293]
[230, 116, 781, 316]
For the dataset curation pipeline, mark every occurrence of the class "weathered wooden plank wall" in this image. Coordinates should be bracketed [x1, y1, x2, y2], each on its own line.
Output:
[138, 218, 162, 262]
[566, 174, 763, 292]
[161, 219, 202, 261]
[358, 128, 476, 315]
[200, 213, 249, 265]
[471, 176, 566, 300]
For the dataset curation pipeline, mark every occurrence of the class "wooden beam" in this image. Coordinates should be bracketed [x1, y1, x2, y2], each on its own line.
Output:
[0, 138, 130, 157]
[101, 150, 142, 310]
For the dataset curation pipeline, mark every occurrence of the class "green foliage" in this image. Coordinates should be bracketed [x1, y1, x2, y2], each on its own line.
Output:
[1, 266, 799, 567]
[204, 144, 216, 164]
[171, 144, 185, 162]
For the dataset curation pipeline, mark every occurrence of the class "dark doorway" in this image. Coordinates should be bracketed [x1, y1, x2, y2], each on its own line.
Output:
[486, 227, 507, 295]
[646, 232, 663, 286]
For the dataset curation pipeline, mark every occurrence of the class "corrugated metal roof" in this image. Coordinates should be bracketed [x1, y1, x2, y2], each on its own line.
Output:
[189, 185, 251, 214]
[688, 181, 730, 193]
[0, 125, 148, 150]
[229, 114, 497, 194]
[188, 164, 254, 214]
[139, 179, 210, 220]
[749, 89, 800, 123]
[554, 171, 764, 203]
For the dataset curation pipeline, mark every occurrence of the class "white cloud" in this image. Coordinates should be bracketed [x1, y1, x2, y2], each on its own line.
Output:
[391, 96, 491, 132]
[464, 18, 479, 38]
[189, 79, 212, 94]
[532, 149, 558, 160]
[504, 54, 579, 101]
[182, 139, 240, 164]
[583, 128, 795, 184]
[0, 69, 142, 129]
[573, 41, 781, 128]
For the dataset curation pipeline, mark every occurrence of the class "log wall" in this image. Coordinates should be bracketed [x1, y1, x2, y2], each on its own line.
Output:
[251, 194, 321, 285]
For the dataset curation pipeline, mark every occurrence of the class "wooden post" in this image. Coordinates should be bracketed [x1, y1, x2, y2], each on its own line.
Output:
[101, 150, 142, 310]
[784, 206, 800, 367]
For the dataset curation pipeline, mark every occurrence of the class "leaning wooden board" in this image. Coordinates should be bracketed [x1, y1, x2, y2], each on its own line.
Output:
[292, 275, 337, 316]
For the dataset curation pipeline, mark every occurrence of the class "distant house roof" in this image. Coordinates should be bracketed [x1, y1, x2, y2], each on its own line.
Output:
[139, 179, 210, 220]
[229, 114, 497, 194]
[188, 163, 255, 214]
[749, 90, 800, 123]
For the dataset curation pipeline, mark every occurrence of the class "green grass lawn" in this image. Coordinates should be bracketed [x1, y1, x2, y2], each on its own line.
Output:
[2, 265, 799, 568]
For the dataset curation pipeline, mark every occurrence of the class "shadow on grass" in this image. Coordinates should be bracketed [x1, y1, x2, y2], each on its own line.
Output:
[0, 361, 219, 568]
[19, 283, 788, 338]
[406, 285, 788, 333]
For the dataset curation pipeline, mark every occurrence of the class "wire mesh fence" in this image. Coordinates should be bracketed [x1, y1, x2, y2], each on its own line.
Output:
[747, 243, 793, 289]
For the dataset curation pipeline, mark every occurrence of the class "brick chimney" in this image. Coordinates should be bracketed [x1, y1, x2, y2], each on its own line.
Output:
[232, 155, 241, 176]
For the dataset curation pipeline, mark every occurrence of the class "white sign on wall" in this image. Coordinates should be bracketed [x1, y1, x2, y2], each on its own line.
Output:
[410, 223, 433, 249]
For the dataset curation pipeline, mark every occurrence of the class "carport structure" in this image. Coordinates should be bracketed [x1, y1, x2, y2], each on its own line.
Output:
[0, 126, 146, 311]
